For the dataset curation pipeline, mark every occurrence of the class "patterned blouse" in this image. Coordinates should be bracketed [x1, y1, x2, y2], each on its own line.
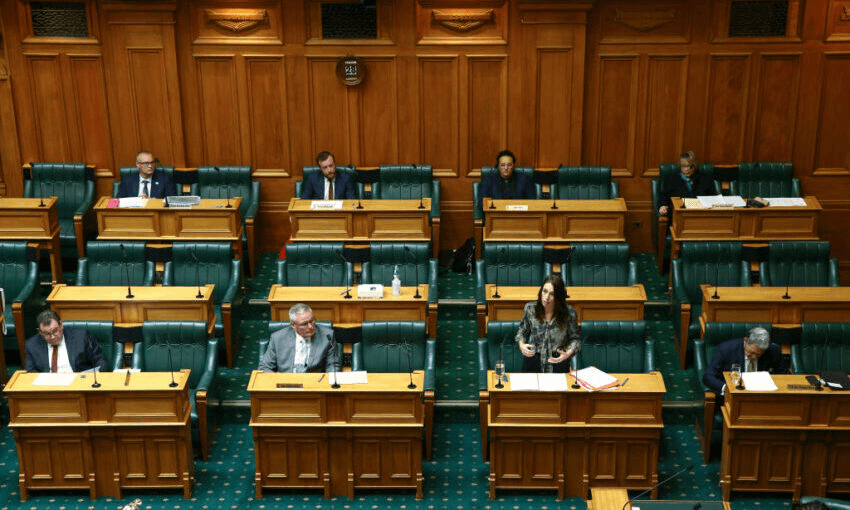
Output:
[514, 301, 582, 362]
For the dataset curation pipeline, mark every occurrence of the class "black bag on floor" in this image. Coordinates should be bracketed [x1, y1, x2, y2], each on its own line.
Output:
[451, 237, 475, 274]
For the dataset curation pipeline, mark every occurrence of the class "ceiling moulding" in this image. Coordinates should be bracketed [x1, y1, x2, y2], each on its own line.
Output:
[432, 9, 494, 32]
[205, 8, 267, 33]
[614, 8, 676, 32]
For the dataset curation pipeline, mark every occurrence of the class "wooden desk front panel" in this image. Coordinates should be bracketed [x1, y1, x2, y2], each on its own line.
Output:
[95, 197, 241, 240]
[253, 428, 327, 489]
[482, 199, 627, 243]
[0, 197, 59, 238]
[288, 199, 431, 242]
[700, 285, 850, 325]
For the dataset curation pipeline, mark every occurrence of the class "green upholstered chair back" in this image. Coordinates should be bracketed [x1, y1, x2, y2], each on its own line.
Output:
[483, 321, 524, 372]
[577, 320, 652, 373]
[480, 166, 535, 183]
[731, 162, 798, 198]
[25, 163, 93, 217]
[169, 242, 236, 303]
[653, 162, 718, 207]
[194, 166, 256, 218]
[760, 241, 838, 287]
[0, 242, 36, 304]
[565, 243, 636, 286]
[113, 166, 176, 197]
[78, 241, 154, 286]
[296, 165, 360, 198]
[373, 165, 434, 199]
[473, 166, 539, 220]
[276, 242, 353, 286]
[555, 166, 617, 199]
[697, 322, 772, 380]
[353, 321, 427, 373]
[793, 323, 850, 374]
[676, 242, 747, 304]
[62, 320, 120, 371]
[138, 321, 210, 388]
[482, 242, 550, 286]
[362, 243, 430, 286]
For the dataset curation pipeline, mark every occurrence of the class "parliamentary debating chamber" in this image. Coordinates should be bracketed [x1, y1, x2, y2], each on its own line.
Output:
[1, 1, 849, 509]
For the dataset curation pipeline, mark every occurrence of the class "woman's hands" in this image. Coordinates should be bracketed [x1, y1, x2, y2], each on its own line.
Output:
[519, 342, 536, 357]
[548, 348, 573, 364]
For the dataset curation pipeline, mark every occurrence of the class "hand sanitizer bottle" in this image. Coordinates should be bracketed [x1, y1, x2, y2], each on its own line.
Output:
[392, 265, 402, 296]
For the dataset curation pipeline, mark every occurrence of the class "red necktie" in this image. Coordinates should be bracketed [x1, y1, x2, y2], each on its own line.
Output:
[51, 346, 58, 373]
[328, 179, 334, 200]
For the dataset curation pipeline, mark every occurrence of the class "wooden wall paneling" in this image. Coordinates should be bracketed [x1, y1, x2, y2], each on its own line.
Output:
[466, 55, 507, 176]
[355, 56, 399, 166]
[535, 48, 575, 168]
[418, 55, 459, 175]
[101, 4, 185, 170]
[244, 55, 290, 175]
[641, 54, 688, 177]
[703, 53, 751, 165]
[195, 55, 241, 163]
[749, 53, 801, 162]
[24, 53, 72, 161]
[415, 1, 509, 46]
[69, 55, 114, 175]
[812, 52, 850, 176]
[825, 0, 850, 42]
[306, 57, 352, 164]
[593, 54, 639, 178]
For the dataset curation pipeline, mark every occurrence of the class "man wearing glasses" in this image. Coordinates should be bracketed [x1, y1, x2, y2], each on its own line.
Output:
[258, 303, 338, 373]
[25, 310, 107, 373]
[116, 150, 176, 199]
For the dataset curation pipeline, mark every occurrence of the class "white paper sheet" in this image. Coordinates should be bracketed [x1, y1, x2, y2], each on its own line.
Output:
[118, 197, 148, 208]
[32, 373, 76, 386]
[537, 373, 568, 391]
[697, 195, 746, 208]
[741, 371, 779, 391]
[766, 197, 807, 207]
[329, 370, 368, 385]
[507, 373, 539, 391]
[572, 366, 618, 390]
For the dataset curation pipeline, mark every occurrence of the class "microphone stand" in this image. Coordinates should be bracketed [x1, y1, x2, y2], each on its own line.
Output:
[327, 334, 340, 389]
[119, 243, 134, 298]
[563, 246, 575, 299]
[492, 247, 505, 298]
[214, 166, 232, 208]
[405, 340, 417, 389]
[782, 261, 792, 300]
[91, 366, 101, 388]
[336, 249, 352, 299]
[404, 245, 422, 299]
[551, 164, 562, 209]
[712, 264, 720, 300]
[187, 247, 204, 299]
[412, 164, 426, 209]
[168, 348, 178, 387]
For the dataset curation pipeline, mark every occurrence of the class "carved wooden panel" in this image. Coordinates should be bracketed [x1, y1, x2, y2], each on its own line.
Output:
[813, 53, 850, 175]
[467, 56, 507, 174]
[750, 53, 800, 161]
[416, 2, 508, 45]
[418, 56, 459, 174]
[704, 53, 751, 164]
[826, 1, 850, 42]
[69, 56, 114, 169]
[598, 2, 690, 44]
[196, 56, 241, 163]
[24, 54, 71, 160]
[594, 55, 639, 177]
[192, 5, 283, 45]
[642, 55, 688, 176]
[536, 49, 574, 167]
[356, 57, 398, 166]
[245, 55, 290, 175]
[307, 57, 351, 162]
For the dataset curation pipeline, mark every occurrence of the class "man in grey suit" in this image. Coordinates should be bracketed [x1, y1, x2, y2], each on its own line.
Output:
[258, 303, 337, 373]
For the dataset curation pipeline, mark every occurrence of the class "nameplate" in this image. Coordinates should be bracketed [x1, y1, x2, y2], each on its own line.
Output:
[276, 383, 304, 389]
[505, 204, 528, 211]
[309, 200, 343, 210]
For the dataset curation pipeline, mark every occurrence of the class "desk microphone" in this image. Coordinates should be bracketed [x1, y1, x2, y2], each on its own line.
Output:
[335, 249, 352, 299]
[413, 164, 426, 210]
[552, 164, 562, 209]
[403, 245, 422, 299]
[119, 243, 134, 299]
[91, 366, 101, 388]
[563, 246, 576, 299]
[168, 348, 178, 387]
[187, 247, 204, 299]
[492, 247, 506, 298]
[782, 261, 792, 300]
[712, 264, 720, 300]
[404, 339, 416, 389]
[327, 333, 340, 389]
[214, 166, 232, 208]
[815, 334, 830, 391]
[621, 464, 694, 510]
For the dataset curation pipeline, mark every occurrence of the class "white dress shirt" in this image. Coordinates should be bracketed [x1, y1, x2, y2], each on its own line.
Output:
[294, 332, 312, 372]
[138, 176, 151, 197]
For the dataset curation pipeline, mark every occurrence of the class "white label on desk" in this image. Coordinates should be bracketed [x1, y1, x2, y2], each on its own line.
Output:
[32, 373, 76, 386]
[505, 204, 528, 211]
[309, 200, 343, 210]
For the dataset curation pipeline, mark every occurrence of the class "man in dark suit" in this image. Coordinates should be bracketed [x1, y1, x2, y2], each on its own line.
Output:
[657, 151, 716, 218]
[258, 303, 338, 373]
[478, 149, 536, 210]
[116, 151, 177, 199]
[25, 310, 107, 373]
[703, 327, 787, 399]
[300, 151, 356, 200]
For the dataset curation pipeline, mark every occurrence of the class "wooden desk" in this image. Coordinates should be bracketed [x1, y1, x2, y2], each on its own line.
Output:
[479, 284, 646, 337]
[94, 196, 243, 259]
[481, 198, 627, 244]
[5, 369, 194, 500]
[670, 196, 821, 258]
[720, 373, 850, 501]
[699, 284, 850, 327]
[248, 370, 425, 499]
[588, 488, 730, 510]
[268, 284, 436, 336]
[0, 197, 63, 284]
[482, 370, 665, 500]
[288, 198, 436, 255]
[45, 284, 216, 354]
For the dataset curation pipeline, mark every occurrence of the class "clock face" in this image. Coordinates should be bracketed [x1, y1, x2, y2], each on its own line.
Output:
[336, 55, 365, 86]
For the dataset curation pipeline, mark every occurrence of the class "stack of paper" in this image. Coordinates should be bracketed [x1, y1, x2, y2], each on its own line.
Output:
[740, 371, 778, 391]
[118, 197, 148, 208]
[697, 195, 746, 208]
[766, 197, 807, 207]
[570, 366, 619, 391]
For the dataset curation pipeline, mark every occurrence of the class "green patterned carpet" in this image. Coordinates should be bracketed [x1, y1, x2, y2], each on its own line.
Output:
[0, 252, 817, 509]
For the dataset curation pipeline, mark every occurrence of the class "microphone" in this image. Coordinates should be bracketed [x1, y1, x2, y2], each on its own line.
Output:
[168, 348, 178, 387]
[327, 333, 340, 389]
[492, 247, 506, 299]
[119, 243, 134, 298]
[412, 164, 425, 209]
[403, 245, 422, 299]
[405, 340, 416, 389]
[214, 166, 232, 208]
[187, 247, 204, 299]
[91, 366, 101, 388]
[563, 246, 576, 299]
[816, 334, 830, 391]
[552, 164, 562, 209]
[621, 464, 694, 510]
[335, 249, 352, 299]
[712, 264, 720, 300]
[782, 260, 792, 300]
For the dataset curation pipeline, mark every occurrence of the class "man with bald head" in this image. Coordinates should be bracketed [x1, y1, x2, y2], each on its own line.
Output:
[258, 303, 338, 373]
[116, 150, 176, 199]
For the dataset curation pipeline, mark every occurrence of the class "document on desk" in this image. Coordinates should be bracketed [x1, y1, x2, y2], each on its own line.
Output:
[309, 200, 343, 210]
[741, 371, 778, 391]
[329, 370, 368, 385]
[697, 195, 746, 208]
[118, 197, 148, 208]
[507, 373, 540, 391]
[538, 373, 568, 391]
[32, 373, 76, 386]
[766, 197, 807, 207]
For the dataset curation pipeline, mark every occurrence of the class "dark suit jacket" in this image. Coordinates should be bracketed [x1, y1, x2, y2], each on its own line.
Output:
[301, 171, 356, 200]
[479, 171, 536, 210]
[658, 171, 716, 213]
[258, 323, 338, 373]
[25, 327, 108, 373]
[116, 169, 177, 199]
[703, 337, 787, 395]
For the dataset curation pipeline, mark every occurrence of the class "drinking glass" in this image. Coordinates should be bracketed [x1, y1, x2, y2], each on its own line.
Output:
[495, 360, 506, 381]
[730, 363, 741, 388]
